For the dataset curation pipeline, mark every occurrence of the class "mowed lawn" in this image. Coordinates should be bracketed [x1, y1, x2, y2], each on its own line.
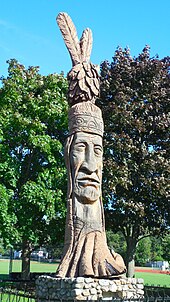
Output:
[135, 272, 170, 287]
[0, 260, 169, 287]
[0, 259, 58, 274]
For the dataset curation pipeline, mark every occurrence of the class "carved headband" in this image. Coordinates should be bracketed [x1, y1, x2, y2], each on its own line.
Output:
[68, 101, 104, 137]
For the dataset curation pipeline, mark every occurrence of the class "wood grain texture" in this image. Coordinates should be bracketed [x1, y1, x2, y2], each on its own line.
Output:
[80, 28, 93, 62]
[57, 12, 81, 65]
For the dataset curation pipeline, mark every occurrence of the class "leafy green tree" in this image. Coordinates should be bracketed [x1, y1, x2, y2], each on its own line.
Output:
[150, 237, 164, 261]
[0, 59, 68, 279]
[135, 234, 170, 266]
[0, 239, 5, 255]
[135, 237, 151, 266]
[106, 230, 126, 259]
[99, 46, 170, 277]
[0, 184, 18, 246]
[162, 233, 170, 263]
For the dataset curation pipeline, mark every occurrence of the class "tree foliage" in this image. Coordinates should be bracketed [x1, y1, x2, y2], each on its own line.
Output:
[135, 237, 151, 266]
[136, 233, 170, 265]
[106, 230, 126, 259]
[150, 236, 164, 261]
[98, 46, 170, 276]
[162, 234, 170, 262]
[0, 59, 68, 278]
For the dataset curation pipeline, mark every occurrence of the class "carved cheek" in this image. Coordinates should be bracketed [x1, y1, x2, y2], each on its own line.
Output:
[97, 161, 103, 180]
[71, 151, 85, 172]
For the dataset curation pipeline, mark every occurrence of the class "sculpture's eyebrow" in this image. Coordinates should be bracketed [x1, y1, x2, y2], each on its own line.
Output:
[91, 138, 103, 147]
[73, 135, 103, 146]
[73, 138, 87, 144]
[94, 144, 103, 149]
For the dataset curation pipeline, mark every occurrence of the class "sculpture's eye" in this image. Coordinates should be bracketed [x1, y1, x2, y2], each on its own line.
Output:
[94, 145, 103, 156]
[74, 142, 86, 152]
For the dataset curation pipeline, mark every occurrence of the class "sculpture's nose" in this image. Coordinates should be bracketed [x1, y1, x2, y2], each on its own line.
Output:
[81, 145, 97, 173]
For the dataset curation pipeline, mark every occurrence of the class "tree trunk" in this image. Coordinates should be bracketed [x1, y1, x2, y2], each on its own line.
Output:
[9, 248, 13, 275]
[57, 195, 126, 278]
[125, 237, 137, 277]
[21, 240, 32, 280]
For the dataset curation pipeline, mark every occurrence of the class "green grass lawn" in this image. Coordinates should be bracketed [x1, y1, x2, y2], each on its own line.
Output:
[0, 260, 169, 287]
[0, 293, 35, 302]
[0, 259, 57, 274]
[135, 271, 170, 287]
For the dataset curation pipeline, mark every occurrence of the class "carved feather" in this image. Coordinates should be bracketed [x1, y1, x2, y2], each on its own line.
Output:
[79, 78, 89, 93]
[80, 28, 93, 62]
[77, 68, 85, 80]
[56, 12, 81, 65]
[94, 78, 100, 90]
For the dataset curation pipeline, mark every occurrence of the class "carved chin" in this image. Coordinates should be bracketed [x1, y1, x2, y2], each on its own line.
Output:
[74, 185, 100, 204]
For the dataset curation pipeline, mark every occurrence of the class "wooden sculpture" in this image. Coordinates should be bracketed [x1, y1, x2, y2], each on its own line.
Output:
[56, 12, 126, 278]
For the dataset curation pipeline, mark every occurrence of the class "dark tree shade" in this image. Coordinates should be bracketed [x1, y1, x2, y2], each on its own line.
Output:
[98, 46, 170, 277]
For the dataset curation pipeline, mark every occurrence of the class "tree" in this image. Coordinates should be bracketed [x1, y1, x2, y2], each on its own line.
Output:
[0, 184, 18, 246]
[149, 234, 170, 263]
[106, 230, 126, 259]
[0, 59, 68, 279]
[98, 46, 170, 277]
[162, 233, 170, 263]
[135, 237, 151, 266]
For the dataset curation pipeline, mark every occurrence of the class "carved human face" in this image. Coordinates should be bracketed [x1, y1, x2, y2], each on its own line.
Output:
[70, 132, 103, 204]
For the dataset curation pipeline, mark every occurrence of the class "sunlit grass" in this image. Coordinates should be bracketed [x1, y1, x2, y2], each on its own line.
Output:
[0, 293, 35, 302]
[135, 272, 170, 287]
[0, 259, 58, 274]
[0, 260, 169, 287]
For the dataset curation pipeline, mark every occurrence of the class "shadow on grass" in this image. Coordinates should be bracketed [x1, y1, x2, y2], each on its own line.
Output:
[0, 274, 9, 280]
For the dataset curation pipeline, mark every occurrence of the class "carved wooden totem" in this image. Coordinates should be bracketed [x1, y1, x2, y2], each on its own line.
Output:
[56, 12, 126, 278]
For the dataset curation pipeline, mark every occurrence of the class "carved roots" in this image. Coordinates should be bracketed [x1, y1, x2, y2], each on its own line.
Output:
[56, 231, 126, 278]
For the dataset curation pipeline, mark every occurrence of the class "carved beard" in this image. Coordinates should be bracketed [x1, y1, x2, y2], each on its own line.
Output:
[74, 179, 101, 204]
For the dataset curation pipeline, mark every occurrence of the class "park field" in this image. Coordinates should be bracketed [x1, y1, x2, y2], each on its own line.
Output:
[0, 259, 169, 287]
[0, 259, 57, 274]
[135, 272, 170, 287]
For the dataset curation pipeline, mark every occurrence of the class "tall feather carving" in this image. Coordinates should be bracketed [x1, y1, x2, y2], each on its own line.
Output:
[57, 13, 81, 65]
[80, 28, 93, 62]
[56, 12, 100, 106]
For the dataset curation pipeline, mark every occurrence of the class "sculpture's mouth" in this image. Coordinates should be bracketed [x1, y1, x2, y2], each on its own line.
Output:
[77, 177, 100, 188]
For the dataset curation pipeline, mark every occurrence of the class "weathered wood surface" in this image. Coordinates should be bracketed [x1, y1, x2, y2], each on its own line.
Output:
[57, 12, 100, 106]
[56, 12, 126, 278]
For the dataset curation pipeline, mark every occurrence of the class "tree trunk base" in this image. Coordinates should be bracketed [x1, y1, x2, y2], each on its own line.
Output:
[57, 230, 126, 278]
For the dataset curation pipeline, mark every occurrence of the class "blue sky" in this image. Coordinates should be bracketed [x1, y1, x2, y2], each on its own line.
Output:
[0, 0, 170, 78]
